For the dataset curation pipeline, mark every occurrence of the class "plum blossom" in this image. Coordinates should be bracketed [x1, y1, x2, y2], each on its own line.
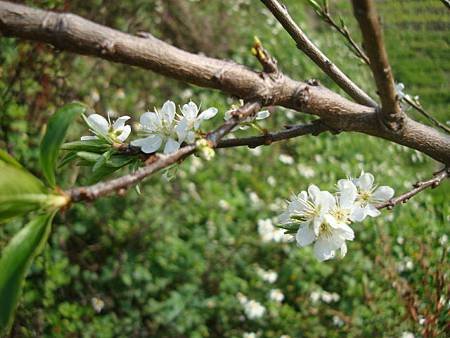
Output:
[237, 293, 265, 319]
[131, 100, 181, 154]
[340, 172, 395, 221]
[176, 101, 218, 143]
[256, 266, 277, 283]
[278, 184, 354, 261]
[269, 289, 284, 303]
[81, 113, 131, 143]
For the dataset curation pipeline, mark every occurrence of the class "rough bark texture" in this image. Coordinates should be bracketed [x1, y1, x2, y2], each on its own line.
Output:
[0, 1, 449, 164]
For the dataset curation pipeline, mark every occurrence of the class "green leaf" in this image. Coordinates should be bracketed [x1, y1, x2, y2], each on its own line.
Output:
[61, 139, 110, 153]
[0, 162, 48, 223]
[0, 212, 55, 334]
[39, 102, 87, 187]
[0, 149, 22, 168]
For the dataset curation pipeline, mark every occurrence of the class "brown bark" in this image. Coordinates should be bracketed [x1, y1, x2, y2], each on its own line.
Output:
[0, 1, 449, 164]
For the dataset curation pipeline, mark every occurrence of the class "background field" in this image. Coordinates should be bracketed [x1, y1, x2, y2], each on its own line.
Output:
[0, 0, 448, 337]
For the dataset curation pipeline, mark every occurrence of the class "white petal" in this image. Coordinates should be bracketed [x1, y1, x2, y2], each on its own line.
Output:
[163, 138, 180, 154]
[186, 131, 196, 144]
[255, 110, 270, 120]
[175, 118, 188, 142]
[131, 135, 162, 153]
[161, 100, 176, 122]
[198, 107, 218, 121]
[366, 204, 381, 218]
[324, 214, 340, 229]
[140, 112, 158, 129]
[350, 206, 367, 222]
[336, 223, 355, 240]
[80, 135, 98, 141]
[358, 172, 374, 191]
[339, 243, 348, 258]
[314, 238, 337, 261]
[87, 114, 109, 135]
[116, 125, 131, 142]
[338, 182, 357, 208]
[372, 186, 395, 202]
[278, 211, 291, 224]
[319, 191, 336, 213]
[296, 225, 315, 247]
[112, 115, 130, 130]
[308, 184, 321, 202]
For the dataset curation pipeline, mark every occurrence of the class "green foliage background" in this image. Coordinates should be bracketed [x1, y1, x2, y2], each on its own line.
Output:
[0, 0, 448, 337]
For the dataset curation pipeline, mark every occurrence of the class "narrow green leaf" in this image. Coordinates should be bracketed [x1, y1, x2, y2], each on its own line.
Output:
[61, 140, 110, 153]
[0, 212, 55, 334]
[0, 163, 48, 223]
[0, 149, 22, 169]
[40, 102, 87, 187]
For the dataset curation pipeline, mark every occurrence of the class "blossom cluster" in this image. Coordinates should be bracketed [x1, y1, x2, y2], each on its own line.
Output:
[278, 171, 394, 261]
[81, 100, 218, 154]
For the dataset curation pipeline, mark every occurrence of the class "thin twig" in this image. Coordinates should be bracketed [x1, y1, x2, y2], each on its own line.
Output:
[377, 168, 449, 210]
[217, 120, 328, 149]
[351, 0, 404, 131]
[403, 96, 450, 134]
[260, 0, 377, 108]
[67, 102, 262, 202]
[311, 1, 370, 65]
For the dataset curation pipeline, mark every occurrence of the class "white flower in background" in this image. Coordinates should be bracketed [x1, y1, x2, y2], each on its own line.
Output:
[176, 101, 218, 143]
[269, 289, 284, 303]
[237, 293, 265, 319]
[243, 299, 266, 319]
[81, 113, 131, 143]
[131, 100, 180, 154]
[310, 291, 321, 303]
[340, 171, 394, 222]
[257, 219, 292, 243]
[91, 297, 105, 313]
[397, 236, 405, 245]
[256, 266, 278, 283]
[279, 154, 294, 165]
[297, 163, 315, 178]
[439, 234, 448, 246]
[243, 333, 257, 338]
[320, 291, 340, 303]
[400, 332, 415, 338]
[332, 315, 344, 327]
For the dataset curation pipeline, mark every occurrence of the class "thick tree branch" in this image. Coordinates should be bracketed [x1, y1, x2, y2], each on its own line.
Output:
[1, 1, 450, 165]
[377, 168, 449, 210]
[68, 102, 262, 202]
[260, 0, 377, 108]
[351, 0, 404, 131]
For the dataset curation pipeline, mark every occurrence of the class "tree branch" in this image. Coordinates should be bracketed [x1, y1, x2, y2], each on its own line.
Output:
[377, 168, 449, 210]
[1, 1, 450, 165]
[217, 120, 329, 149]
[260, 0, 377, 107]
[351, 0, 405, 131]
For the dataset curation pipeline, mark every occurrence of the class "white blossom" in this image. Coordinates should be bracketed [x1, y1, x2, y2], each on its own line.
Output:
[258, 219, 292, 243]
[256, 266, 278, 283]
[243, 300, 266, 319]
[279, 185, 354, 261]
[339, 171, 394, 222]
[279, 154, 294, 165]
[131, 100, 180, 154]
[269, 289, 284, 303]
[176, 101, 218, 143]
[91, 297, 105, 313]
[81, 113, 131, 143]
[243, 333, 257, 338]
[400, 332, 415, 338]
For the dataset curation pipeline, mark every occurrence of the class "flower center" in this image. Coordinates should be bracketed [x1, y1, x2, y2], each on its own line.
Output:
[319, 222, 333, 238]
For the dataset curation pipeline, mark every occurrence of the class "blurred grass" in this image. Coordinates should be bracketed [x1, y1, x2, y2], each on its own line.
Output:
[0, 0, 449, 337]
